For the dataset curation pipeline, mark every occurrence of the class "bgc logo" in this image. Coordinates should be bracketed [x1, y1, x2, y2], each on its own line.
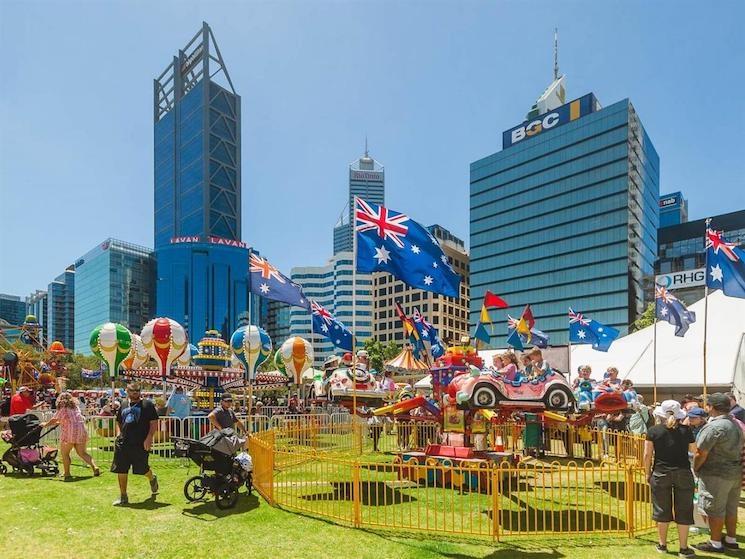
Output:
[510, 113, 561, 144]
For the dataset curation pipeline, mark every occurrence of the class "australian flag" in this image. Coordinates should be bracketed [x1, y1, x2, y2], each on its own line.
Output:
[655, 286, 696, 337]
[568, 308, 620, 352]
[249, 251, 310, 309]
[311, 300, 354, 351]
[706, 229, 745, 299]
[506, 316, 550, 349]
[355, 198, 461, 297]
[412, 308, 445, 360]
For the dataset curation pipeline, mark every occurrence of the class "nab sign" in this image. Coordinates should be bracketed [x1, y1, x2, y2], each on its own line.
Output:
[502, 93, 598, 149]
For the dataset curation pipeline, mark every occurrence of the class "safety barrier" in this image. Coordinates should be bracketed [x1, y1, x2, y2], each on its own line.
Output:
[250, 427, 654, 541]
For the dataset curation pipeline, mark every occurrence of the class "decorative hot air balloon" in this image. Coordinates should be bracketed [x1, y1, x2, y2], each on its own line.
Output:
[90, 323, 132, 378]
[121, 334, 148, 370]
[140, 318, 187, 378]
[178, 343, 198, 367]
[279, 337, 313, 385]
[230, 325, 272, 381]
[273, 349, 286, 375]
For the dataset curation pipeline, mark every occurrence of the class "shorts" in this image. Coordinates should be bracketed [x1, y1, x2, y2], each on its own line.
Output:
[698, 474, 741, 518]
[650, 468, 695, 525]
[110, 442, 150, 475]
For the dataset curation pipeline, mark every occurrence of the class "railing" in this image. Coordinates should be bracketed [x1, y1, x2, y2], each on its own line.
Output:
[250, 427, 653, 540]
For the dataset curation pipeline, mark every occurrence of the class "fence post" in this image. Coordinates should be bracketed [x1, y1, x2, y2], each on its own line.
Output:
[268, 430, 275, 505]
[491, 467, 501, 541]
[353, 420, 363, 456]
[352, 461, 362, 527]
[625, 465, 635, 538]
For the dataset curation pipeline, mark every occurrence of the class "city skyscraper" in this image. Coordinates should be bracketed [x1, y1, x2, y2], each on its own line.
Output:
[47, 265, 76, 350]
[26, 290, 48, 343]
[333, 145, 385, 254]
[74, 239, 156, 354]
[659, 192, 688, 227]
[0, 294, 26, 326]
[470, 89, 659, 345]
[153, 22, 252, 339]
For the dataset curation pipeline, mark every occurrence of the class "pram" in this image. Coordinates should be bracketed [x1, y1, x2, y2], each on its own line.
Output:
[0, 413, 59, 475]
[173, 428, 252, 509]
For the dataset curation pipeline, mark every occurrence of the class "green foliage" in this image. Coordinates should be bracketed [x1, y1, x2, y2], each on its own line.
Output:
[362, 339, 400, 372]
[65, 353, 105, 389]
[630, 302, 655, 332]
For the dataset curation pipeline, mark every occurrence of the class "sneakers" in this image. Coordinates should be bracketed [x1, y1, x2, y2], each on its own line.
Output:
[693, 541, 724, 553]
[678, 548, 695, 558]
[149, 475, 159, 495]
[112, 495, 129, 506]
[722, 539, 740, 550]
[656, 544, 668, 553]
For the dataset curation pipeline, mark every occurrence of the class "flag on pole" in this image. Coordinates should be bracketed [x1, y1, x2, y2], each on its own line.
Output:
[412, 308, 445, 360]
[507, 316, 550, 348]
[310, 300, 353, 351]
[249, 252, 310, 309]
[706, 228, 745, 298]
[355, 198, 461, 297]
[568, 308, 620, 352]
[655, 286, 696, 337]
[483, 290, 509, 309]
[394, 302, 425, 358]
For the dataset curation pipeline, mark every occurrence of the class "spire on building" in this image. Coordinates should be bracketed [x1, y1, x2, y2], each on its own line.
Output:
[526, 27, 566, 120]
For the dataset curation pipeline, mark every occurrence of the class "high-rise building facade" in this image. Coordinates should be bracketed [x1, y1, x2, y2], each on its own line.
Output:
[333, 149, 385, 254]
[266, 300, 291, 344]
[289, 252, 373, 367]
[0, 294, 27, 326]
[47, 266, 75, 350]
[470, 93, 660, 345]
[26, 290, 48, 344]
[654, 209, 745, 305]
[153, 23, 251, 338]
[374, 224, 470, 345]
[73, 239, 156, 354]
[659, 192, 688, 227]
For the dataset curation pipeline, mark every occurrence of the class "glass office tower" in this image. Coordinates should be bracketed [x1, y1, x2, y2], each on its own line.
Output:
[154, 22, 251, 338]
[333, 149, 385, 254]
[47, 266, 75, 350]
[74, 239, 156, 354]
[470, 94, 660, 345]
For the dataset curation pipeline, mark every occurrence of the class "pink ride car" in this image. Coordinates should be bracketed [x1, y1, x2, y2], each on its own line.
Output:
[451, 369, 575, 411]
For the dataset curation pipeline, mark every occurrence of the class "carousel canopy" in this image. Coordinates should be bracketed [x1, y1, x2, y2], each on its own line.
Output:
[384, 346, 429, 378]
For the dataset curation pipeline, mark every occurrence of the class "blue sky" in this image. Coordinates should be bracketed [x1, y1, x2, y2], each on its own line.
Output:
[1, 0, 744, 297]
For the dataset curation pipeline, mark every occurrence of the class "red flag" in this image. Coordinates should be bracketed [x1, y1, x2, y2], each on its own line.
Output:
[483, 291, 509, 309]
[520, 304, 535, 329]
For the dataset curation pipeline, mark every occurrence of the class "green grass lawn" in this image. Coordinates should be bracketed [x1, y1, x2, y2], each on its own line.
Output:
[2, 453, 743, 559]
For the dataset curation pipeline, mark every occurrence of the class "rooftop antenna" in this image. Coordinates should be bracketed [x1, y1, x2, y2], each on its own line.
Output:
[553, 27, 559, 81]
[364, 135, 369, 157]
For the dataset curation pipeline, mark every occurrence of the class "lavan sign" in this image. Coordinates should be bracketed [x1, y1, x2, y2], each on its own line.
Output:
[170, 235, 248, 249]
[655, 268, 706, 290]
[502, 93, 598, 149]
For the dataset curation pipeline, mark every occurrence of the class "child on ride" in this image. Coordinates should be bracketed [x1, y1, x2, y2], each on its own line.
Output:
[528, 348, 551, 379]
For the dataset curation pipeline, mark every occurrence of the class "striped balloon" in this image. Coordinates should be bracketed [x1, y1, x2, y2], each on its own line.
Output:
[89, 323, 132, 378]
[122, 334, 148, 370]
[279, 336, 313, 385]
[177, 343, 198, 367]
[230, 325, 272, 381]
[141, 318, 187, 378]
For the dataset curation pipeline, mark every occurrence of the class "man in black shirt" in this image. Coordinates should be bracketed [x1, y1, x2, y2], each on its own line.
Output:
[111, 383, 160, 505]
[207, 394, 246, 434]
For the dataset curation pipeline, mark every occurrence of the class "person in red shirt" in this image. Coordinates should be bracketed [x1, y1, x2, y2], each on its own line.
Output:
[9, 386, 37, 415]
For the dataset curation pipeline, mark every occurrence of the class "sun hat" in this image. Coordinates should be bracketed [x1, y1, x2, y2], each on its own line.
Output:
[653, 399, 686, 420]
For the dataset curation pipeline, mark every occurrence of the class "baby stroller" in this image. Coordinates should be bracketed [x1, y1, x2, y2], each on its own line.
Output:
[0, 413, 59, 475]
[174, 428, 253, 509]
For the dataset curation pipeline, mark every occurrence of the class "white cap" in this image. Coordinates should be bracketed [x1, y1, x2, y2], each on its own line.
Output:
[653, 399, 686, 420]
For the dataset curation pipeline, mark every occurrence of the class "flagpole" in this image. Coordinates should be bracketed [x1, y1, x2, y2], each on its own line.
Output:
[653, 311, 658, 405]
[702, 217, 711, 404]
[352, 197, 358, 418]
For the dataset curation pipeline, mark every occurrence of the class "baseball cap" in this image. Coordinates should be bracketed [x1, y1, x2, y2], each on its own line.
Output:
[221, 394, 233, 402]
[687, 407, 708, 419]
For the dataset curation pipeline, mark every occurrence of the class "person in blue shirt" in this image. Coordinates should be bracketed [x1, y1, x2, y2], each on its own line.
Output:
[166, 386, 192, 438]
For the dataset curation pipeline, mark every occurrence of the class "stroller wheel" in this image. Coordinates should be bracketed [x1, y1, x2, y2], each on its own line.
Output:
[24, 466, 34, 476]
[215, 484, 239, 509]
[0, 463, 6, 474]
[184, 475, 208, 502]
[47, 465, 59, 476]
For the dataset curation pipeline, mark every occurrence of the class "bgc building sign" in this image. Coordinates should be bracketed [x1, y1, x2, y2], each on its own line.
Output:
[502, 93, 599, 149]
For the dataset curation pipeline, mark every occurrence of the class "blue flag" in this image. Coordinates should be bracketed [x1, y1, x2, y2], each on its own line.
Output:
[355, 198, 461, 297]
[568, 308, 620, 352]
[310, 300, 354, 351]
[655, 286, 696, 337]
[473, 322, 491, 345]
[706, 229, 745, 299]
[249, 251, 310, 309]
[506, 315, 550, 348]
[505, 328, 524, 351]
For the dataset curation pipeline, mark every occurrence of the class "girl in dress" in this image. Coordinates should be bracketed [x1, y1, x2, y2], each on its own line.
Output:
[44, 392, 100, 480]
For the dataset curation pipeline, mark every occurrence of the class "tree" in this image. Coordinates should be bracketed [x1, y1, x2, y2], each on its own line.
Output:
[362, 339, 400, 372]
[630, 302, 655, 332]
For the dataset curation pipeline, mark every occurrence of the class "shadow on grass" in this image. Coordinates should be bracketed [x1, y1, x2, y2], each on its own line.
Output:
[121, 496, 172, 510]
[182, 493, 260, 520]
[595, 479, 652, 504]
[300, 481, 417, 506]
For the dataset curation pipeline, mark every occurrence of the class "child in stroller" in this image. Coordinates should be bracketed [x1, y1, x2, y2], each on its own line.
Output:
[0, 413, 59, 475]
[173, 427, 253, 509]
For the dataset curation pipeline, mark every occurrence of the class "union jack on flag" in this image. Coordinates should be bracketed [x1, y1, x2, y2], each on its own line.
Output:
[655, 285, 696, 337]
[705, 228, 745, 299]
[568, 308, 590, 326]
[248, 250, 309, 309]
[568, 308, 619, 352]
[310, 300, 353, 351]
[354, 198, 461, 297]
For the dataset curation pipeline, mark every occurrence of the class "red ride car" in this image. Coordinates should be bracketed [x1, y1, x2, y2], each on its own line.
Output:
[450, 368, 575, 411]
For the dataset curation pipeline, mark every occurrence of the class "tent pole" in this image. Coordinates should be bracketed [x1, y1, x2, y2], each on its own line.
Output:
[653, 315, 658, 405]
[352, 196, 358, 418]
